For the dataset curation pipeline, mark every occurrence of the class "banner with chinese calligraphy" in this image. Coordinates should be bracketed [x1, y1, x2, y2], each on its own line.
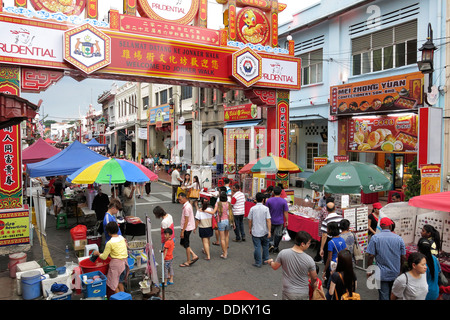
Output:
[0, 126, 22, 209]
[334, 155, 349, 162]
[314, 157, 328, 171]
[420, 164, 441, 195]
[276, 90, 289, 158]
[0, 206, 30, 247]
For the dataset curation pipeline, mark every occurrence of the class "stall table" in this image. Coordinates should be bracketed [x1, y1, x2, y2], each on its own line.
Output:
[287, 213, 320, 241]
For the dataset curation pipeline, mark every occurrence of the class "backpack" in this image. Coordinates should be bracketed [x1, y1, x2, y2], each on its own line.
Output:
[336, 273, 361, 300]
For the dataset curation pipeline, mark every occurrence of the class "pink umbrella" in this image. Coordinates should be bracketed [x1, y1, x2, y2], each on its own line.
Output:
[122, 159, 158, 181]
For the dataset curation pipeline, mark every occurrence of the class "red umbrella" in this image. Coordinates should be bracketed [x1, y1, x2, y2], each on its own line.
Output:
[238, 158, 259, 174]
[122, 159, 158, 181]
[408, 191, 450, 212]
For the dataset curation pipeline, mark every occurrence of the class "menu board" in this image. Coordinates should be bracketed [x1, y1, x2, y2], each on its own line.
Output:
[348, 114, 418, 153]
[330, 72, 424, 115]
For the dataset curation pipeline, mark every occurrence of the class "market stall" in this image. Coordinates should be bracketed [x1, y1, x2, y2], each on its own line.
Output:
[382, 200, 450, 280]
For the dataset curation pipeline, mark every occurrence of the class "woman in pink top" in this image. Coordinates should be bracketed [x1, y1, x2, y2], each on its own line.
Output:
[212, 191, 235, 259]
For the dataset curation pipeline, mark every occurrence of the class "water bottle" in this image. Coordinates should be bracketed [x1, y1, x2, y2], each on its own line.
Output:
[65, 245, 69, 260]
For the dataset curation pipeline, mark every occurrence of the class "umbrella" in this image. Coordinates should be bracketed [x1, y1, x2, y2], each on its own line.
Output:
[67, 158, 158, 184]
[408, 191, 450, 212]
[248, 155, 303, 174]
[304, 161, 392, 194]
[238, 158, 259, 174]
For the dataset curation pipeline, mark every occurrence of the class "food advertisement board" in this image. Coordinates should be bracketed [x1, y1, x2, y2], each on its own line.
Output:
[330, 72, 424, 115]
[348, 114, 418, 153]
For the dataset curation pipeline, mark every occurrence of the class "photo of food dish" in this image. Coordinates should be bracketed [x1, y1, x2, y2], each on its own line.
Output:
[339, 102, 348, 112]
[349, 101, 358, 111]
[372, 99, 382, 110]
[359, 101, 370, 111]
[383, 95, 395, 106]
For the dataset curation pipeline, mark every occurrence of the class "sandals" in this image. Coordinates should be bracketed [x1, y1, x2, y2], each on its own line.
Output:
[212, 242, 220, 246]
[190, 257, 199, 265]
[179, 262, 190, 267]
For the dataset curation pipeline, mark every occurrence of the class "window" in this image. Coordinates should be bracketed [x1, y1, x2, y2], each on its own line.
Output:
[352, 20, 417, 75]
[160, 90, 168, 104]
[299, 49, 323, 85]
[142, 96, 149, 110]
[306, 143, 319, 170]
[181, 86, 193, 99]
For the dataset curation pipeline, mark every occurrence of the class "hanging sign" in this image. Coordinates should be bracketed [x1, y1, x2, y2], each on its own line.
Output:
[420, 164, 441, 195]
[348, 114, 418, 153]
[314, 157, 328, 171]
[330, 72, 424, 115]
[0, 206, 30, 247]
[137, 0, 199, 25]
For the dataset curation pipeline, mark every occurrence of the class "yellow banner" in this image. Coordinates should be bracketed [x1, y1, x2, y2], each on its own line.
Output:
[420, 164, 441, 195]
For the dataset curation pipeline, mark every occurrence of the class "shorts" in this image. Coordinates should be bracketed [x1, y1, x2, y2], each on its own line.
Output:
[199, 227, 213, 238]
[53, 196, 63, 208]
[180, 230, 192, 248]
[218, 219, 230, 231]
[164, 259, 174, 278]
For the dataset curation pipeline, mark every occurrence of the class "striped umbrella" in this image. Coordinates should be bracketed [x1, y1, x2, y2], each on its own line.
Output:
[67, 158, 158, 184]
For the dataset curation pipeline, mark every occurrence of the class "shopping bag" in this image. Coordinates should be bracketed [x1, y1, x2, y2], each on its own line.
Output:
[281, 228, 291, 241]
[190, 189, 200, 199]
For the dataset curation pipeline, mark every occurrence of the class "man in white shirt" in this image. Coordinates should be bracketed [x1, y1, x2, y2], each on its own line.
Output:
[171, 165, 182, 203]
[231, 183, 246, 242]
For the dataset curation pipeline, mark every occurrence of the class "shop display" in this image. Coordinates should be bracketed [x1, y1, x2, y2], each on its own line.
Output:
[348, 114, 418, 153]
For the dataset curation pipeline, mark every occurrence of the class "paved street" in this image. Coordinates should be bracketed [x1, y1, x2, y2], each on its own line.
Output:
[0, 180, 381, 301]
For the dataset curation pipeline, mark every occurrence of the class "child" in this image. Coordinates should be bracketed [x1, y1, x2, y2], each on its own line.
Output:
[421, 224, 441, 257]
[162, 228, 175, 286]
[93, 221, 129, 295]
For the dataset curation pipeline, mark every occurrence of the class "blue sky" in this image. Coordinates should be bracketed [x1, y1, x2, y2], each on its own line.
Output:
[19, 0, 318, 121]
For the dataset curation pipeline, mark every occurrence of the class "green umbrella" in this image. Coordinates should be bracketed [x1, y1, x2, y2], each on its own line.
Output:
[304, 161, 392, 194]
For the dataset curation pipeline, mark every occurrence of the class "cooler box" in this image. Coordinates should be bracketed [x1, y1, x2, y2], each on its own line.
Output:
[16, 261, 41, 273]
[41, 271, 72, 298]
[110, 291, 132, 300]
[79, 271, 107, 298]
[16, 268, 45, 295]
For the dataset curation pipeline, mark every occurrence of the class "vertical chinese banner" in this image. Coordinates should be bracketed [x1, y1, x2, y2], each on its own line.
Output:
[85, 0, 98, 20]
[0, 126, 22, 209]
[0, 65, 22, 209]
[420, 164, 441, 195]
[276, 90, 289, 159]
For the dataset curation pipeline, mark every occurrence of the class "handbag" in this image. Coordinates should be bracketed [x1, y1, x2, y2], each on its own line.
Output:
[282, 228, 291, 241]
[312, 287, 326, 300]
[439, 270, 448, 286]
[190, 189, 200, 199]
[352, 233, 364, 261]
[211, 215, 218, 230]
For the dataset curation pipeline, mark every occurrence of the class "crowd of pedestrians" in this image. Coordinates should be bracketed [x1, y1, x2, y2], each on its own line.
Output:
[152, 168, 448, 300]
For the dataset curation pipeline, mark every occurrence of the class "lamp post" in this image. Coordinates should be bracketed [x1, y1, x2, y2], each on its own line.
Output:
[417, 23, 437, 98]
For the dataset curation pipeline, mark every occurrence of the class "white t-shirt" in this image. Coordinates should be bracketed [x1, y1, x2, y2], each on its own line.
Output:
[231, 191, 246, 216]
[171, 170, 180, 185]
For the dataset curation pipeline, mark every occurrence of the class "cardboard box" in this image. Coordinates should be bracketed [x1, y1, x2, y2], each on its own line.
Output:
[71, 238, 87, 251]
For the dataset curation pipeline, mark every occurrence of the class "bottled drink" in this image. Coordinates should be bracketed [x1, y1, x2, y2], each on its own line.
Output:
[65, 245, 69, 259]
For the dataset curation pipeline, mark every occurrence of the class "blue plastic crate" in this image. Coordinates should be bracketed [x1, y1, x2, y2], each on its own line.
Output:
[110, 291, 132, 300]
[79, 271, 107, 298]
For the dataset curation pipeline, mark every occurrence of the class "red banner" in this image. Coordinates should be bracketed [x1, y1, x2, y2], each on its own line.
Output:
[103, 31, 233, 84]
[0, 125, 22, 209]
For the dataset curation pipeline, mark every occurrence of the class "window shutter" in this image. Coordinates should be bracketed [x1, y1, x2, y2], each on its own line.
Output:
[352, 34, 370, 54]
[395, 20, 417, 42]
[372, 28, 393, 48]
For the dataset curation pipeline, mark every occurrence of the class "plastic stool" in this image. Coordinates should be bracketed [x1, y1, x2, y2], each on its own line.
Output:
[84, 244, 99, 257]
[56, 213, 68, 229]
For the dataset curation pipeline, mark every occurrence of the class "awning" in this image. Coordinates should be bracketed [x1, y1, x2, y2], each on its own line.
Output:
[224, 120, 261, 129]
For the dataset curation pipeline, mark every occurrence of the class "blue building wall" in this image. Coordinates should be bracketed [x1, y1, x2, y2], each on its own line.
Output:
[280, 0, 447, 180]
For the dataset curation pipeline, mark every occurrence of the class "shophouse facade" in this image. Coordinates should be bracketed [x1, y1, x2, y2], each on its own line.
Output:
[279, 0, 447, 192]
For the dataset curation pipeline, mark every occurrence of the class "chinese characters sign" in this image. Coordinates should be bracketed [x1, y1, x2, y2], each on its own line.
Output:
[0, 126, 22, 209]
[277, 91, 289, 158]
[224, 103, 260, 121]
[0, 207, 29, 247]
[420, 164, 441, 195]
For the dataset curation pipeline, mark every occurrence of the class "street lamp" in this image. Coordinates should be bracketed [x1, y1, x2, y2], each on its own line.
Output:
[418, 23, 437, 74]
[169, 92, 183, 124]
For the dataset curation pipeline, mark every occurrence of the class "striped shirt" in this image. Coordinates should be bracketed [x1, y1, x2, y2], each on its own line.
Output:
[320, 212, 343, 236]
[231, 191, 246, 216]
[366, 229, 406, 281]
